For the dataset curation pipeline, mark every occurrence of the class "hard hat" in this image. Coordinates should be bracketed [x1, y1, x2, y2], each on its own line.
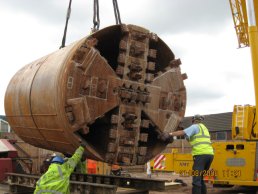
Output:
[51, 153, 57, 157]
[51, 156, 64, 164]
[192, 114, 204, 122]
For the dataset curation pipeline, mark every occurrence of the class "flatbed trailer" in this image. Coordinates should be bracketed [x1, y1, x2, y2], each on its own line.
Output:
[4, 172, 181, 194]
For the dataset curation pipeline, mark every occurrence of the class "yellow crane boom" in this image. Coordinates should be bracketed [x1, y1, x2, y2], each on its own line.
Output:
[230, 0, 258, 136]
[229, 0, 249, 47]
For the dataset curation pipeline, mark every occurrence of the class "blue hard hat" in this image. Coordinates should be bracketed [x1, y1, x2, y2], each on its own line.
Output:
[51, 156, 64, 164]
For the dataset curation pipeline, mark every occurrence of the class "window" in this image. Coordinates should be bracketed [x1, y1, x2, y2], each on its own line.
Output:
[0, 120, 10, 132]
[216, 131, 227, 140]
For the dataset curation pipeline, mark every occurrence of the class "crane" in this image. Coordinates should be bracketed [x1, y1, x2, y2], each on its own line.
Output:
[150, 0, 258, 188]
[229, 0, 258, 140]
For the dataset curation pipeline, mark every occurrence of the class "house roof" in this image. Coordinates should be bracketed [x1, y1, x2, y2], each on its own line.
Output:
[179, 112, 232, 132]
[0, 139, 16, 153]
[0, 115, 7, 122]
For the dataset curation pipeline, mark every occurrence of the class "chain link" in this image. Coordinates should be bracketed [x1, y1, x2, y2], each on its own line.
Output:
[92, 0, 100, 32]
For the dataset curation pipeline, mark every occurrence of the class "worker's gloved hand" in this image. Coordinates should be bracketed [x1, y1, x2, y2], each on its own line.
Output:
[80, 141, 87, 148]
[158, 132, 174, 144]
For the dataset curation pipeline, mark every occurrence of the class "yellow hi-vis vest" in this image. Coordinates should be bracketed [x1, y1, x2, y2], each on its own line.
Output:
[189, 123, 214, 156]
[34, 146, 84, 194]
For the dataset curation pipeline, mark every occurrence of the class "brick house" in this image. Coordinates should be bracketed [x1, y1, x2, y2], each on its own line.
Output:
[179, 112, 232, 141]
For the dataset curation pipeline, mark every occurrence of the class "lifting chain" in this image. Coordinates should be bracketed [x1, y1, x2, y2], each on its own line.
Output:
[112, 0, 122, 25]
[92, 0, 100, 32]
[92, 0, 122, 32]
[60, 0, 73, 49]
[60, 0, 123, 47]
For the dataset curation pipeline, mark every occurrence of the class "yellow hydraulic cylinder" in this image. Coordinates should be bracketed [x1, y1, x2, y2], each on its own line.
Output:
[246, 0, 258, 134]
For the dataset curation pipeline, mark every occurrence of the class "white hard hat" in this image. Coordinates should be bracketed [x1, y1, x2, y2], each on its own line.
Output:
[192, 114, 204, 122]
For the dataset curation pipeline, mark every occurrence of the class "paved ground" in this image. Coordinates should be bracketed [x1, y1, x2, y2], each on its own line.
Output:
[1, 172, 258, 194]
[0, 184, 9, 194]
[131, 172, 258, 194]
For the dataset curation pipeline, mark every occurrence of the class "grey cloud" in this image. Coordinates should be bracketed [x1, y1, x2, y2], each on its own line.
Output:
[1, 0, 232, 35]
[121, 0, 232, 34]
[187, 87, 225, 104]
[0, 0, 92, 26]
[1, 0, 65, 24]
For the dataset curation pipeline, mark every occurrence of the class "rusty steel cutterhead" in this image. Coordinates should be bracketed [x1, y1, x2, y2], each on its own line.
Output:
[4, 24, 187, 165]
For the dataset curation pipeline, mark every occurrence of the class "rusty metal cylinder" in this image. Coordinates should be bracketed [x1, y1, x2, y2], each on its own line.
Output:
[5, 24, 187, 165]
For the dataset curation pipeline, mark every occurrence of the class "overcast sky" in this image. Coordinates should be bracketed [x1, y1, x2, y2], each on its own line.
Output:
[0, 0, 255, 117]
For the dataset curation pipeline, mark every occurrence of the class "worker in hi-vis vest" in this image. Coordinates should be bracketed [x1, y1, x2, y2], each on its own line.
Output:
[159, 114, 214, 194]
[34, 143, 86, 194]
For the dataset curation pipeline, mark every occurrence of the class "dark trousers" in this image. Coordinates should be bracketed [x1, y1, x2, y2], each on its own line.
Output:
[192, 154, 214, 194]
